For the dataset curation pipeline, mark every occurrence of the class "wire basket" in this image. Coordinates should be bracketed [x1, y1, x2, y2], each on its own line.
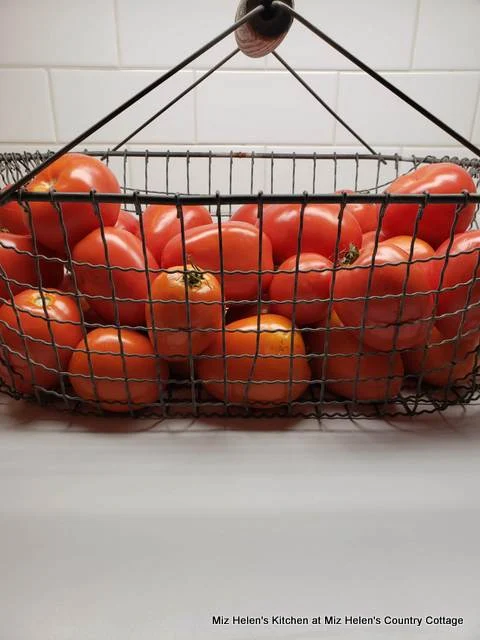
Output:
[1, 0, 480, 421]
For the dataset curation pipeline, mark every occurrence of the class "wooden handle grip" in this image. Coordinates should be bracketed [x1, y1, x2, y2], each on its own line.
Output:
[235, 0, 294, 58]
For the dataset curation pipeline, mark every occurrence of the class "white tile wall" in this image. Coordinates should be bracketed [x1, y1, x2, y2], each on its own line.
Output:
[1, 0, 479, 183]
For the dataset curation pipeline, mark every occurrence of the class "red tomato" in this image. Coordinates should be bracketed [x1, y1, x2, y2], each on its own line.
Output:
[57, 272, 104, 325]
[430, 231, 480, 338]
[361, 230, 386, 252]
[0, 288, 83, 394]
[260, 203, 363, 265]
[0, 232, 64, 302]
[0, 188, 29, 234]
[230, 203, 263, 226]
[337, 189, 380, 233]
[307, 311, 404, 401]
[269, 253, 333, 326]
[162, 221, 274, 302]
[115, 210, 140, 238]
[383, 163, 476, 248]
[26, 153, 121, 255]
[334, 244, 434, 351]
[72, 227, 158, 327]
[198, 314, 311, 405]
[383, 235, 435, 261]
[143, 204, 212, 265]
[146, 264, 222, 359]
[403, 325, 479, 387]
[68, 327, 168, 412]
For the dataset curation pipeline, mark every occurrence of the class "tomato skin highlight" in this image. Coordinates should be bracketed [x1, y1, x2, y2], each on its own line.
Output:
[334, 244, 435, 351]
[26, 153, 121, 255]
[143, 204, 212, 265]
[307, 311, 404, 401]
[0, 288, 83, 394]
[72, 227, 158, 327]
[161, 221, 274, 302]
[383, 163, 476, 248]
[198, 314, 311, 406]
[68, 327, 167, 413]
[429, 230, 480, 339]
[382, 235, 435, 261]
[0, 232, 64, 302]
[269, 253, 333, 326]
[115, 210, 140, 238]
[361, 230, 386, 253]
[146, 264, 222, 360]
[402, 325, 480, 387]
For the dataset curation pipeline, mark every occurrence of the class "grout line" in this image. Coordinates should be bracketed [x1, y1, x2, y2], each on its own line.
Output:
[112, 0, 122, 68]
[409, 0, 422, 70]
[45, 69, 59, 143]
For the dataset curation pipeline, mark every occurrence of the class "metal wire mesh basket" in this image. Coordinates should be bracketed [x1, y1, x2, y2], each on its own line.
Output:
[1, 0, 480, 421]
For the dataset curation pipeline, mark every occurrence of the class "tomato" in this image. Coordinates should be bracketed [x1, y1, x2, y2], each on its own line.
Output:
[26, 153, 121, 255]
[143, 204, 212, 265]
[361, 230, 386, 252]
[261, 203, 362, 265]
[68, 327, 168, 412]
[115, 210, 140, 238]
[0, 188, 29, 234]
[162, 221, 274, 302]
[429, 231, 480, 338]
[307, 311, 403, 401]
[0, 288, 83, 394]
[382, 235, 435, 261]
[72, 227, 158, 327]
[198, 314, 311, 405]
[0, 232, 64, 302]
[383, 163, 476, 248]
[403, 325, 479, 387]
[146, 263, 222, 359]
[230, 203, 263, 226]
[57, 272, 104, 325]
[336, 189, 380, 233]
[269, 253, 333, 326]
[334, 244, 434, 351]
[226, 301, 270, 324]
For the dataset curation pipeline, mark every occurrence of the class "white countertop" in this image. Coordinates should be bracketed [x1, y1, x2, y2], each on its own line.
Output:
[1, 397, 479, 640]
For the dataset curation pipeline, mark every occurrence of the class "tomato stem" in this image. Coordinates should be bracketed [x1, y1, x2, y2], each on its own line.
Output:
[183, 262, 205, 289]
[341, 243, 360, 266]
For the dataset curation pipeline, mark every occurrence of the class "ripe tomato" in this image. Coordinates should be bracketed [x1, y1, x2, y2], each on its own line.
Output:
[307, 311, 403, 401]
[198, 314, 311, 405]
[403, 325, 479, 387]
[383, 163, 476, 248]
[146, 263, 222, 359]
[0, 188, 29, 234]
[230, 203, 263, 226]
[26, 153, 121, 255]
[57, 272, 104, 325]
[361, 230, 386, 252]
[0, 288, 83, 394]
[382, 235, 435, 261]
[260, 203, 363, 265]
[68, 327, 168, 412]
[269, 253, 333, 326]
[429, 231, 480, 338]
[334, 244, 434, 351]
[162, 221, 274, 302]
[337, 189, 380, 233]
[72, 227, 158, 327]
[0, 232, 64, 302]
[115, 210, 140, 238]
[143, 204, 212, 265]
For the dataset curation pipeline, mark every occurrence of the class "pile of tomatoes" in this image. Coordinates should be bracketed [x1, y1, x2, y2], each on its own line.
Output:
[0, 153, 478, 412]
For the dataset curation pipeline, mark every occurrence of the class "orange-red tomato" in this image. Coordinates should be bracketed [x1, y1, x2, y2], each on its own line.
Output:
[143, 204, 212, 265]
[337, 189, 380, 233]
[146, 264, 222, 359]
[382, 235, 435, 261]
[402, 325, 479, 387]
[230, 203, 263, 226]
[383, 163, 476, 248]
[307, 311, 403, 401]
[269, 253, 333, 326]
[115, 210, 140, 237]
[68, 327, 168, 412]
[0, 188, 30, 234]
[198, 314, 311, 406]
[162, 221, 274, 302]
[334, 244, 434, 351]
[361, 230, 386, 252]
[0, 288, 83, 394]
[26, 153, 121, 255]
[72, 227, 158, 327]
[0, 232, 64, 302]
